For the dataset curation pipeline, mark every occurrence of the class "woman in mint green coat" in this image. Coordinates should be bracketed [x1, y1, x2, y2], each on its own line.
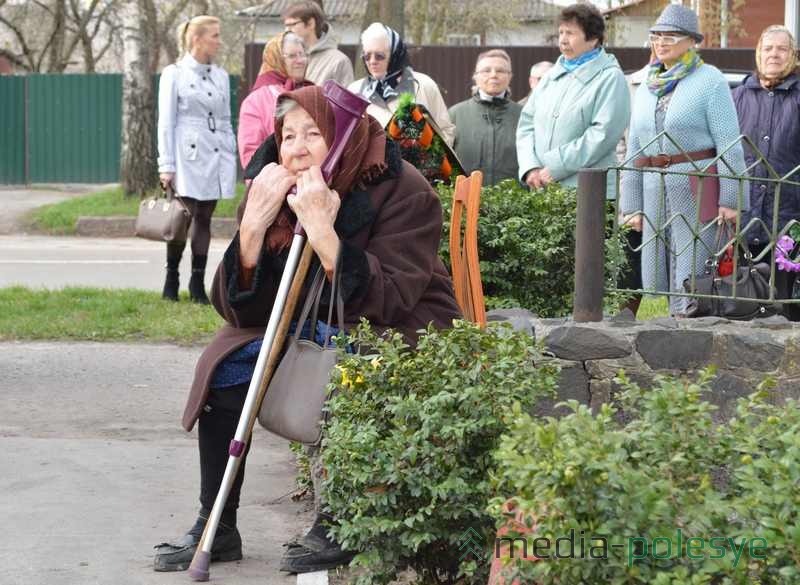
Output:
[516, 3, 630, 197]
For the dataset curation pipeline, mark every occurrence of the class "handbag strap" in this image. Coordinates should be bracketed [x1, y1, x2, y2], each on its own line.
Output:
[162, 182, 192, 216]
[292, 251, 345, 346]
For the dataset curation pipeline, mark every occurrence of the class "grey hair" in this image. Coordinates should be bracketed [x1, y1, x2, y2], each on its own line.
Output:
[282, 31, 306, 52]
[360, 22, 390, 48]
[275, 98, 300, 120]
[529, 61, 553, 77]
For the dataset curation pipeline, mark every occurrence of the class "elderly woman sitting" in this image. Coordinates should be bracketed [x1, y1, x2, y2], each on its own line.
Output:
[348, 22, 455, 146]
[153, 85, 461, 575]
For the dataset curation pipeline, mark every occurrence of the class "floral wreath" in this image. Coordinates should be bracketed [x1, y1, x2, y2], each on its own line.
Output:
[387, 93, 461, 184]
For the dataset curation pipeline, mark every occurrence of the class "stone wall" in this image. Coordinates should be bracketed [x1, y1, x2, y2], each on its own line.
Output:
[487, 309, 800, 421]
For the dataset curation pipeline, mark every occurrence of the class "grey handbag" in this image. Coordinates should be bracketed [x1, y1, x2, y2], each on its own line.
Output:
[134, 183, 192, 242]
[258, 262, 345, 445]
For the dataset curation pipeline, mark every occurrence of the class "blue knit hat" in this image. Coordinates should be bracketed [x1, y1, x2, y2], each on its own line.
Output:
[650, 4, 703, 43]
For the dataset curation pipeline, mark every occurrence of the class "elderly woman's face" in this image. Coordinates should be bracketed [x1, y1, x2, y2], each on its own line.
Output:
[760, 32, 793, 77]
[280, 106, 329, 175]
[363, 37, 390, 79]
[558, 19, 597, 60]
[282, 39, 308, 82]
[651, 32, 695, 66]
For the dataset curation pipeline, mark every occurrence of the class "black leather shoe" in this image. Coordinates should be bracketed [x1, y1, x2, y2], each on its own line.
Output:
[279, 514, 355, 573]
[153, 517, 241, 572]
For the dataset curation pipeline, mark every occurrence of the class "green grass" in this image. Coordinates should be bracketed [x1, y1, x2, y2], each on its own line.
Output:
[0, 286, 224, 343]
[637, 296, 670, 320]
[29, 184, 246, 234]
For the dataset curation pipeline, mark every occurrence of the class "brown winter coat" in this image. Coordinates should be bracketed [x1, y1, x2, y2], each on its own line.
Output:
[181, 141, 461, 431]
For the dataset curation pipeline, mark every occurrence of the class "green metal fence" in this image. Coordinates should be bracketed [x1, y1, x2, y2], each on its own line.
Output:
[0, 76, 26, 184]
[0, 73, 240, 184]
[573, 132, 800, 321]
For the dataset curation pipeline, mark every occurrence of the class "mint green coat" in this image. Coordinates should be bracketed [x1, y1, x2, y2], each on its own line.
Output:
[516, 49, 630, 197]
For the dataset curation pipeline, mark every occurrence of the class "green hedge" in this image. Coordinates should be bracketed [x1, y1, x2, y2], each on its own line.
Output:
[492, 372, 800, 584]
[436, 180, 627, 318]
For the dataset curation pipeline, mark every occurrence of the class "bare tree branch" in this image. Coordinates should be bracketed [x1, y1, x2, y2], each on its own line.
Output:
[0, 47, 30, 71]
[0, 13, 38, 70]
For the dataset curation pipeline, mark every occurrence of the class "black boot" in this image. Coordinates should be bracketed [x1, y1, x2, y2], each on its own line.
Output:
[280, 513, 355, 574]
[189, 255, 210, 305]
[162, 242, 185, 301]
[153, 509, 242, 572]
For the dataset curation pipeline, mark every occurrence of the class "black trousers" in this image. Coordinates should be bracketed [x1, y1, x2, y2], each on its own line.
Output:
[198, 383, 250, 525]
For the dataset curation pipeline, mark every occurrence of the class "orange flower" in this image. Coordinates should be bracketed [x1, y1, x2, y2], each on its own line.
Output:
[388, 119, 402, 139]
[440, 156, 452, 179]
[411, 107, 424, 122]
[418, 122, 433, 148]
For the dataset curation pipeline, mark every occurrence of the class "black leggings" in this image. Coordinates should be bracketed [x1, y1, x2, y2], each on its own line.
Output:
[179, 197, 217, 257]
[198, 384, 250, 524]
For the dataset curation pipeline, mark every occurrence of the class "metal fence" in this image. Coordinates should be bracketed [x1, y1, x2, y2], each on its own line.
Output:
[573, 133, 800, 322]
[0, 74, 240, 184]
[243, 44, 756, 106]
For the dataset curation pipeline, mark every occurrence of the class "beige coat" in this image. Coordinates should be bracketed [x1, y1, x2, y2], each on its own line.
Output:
[305, 27, 354, 87]
[349, 69, 456, 147]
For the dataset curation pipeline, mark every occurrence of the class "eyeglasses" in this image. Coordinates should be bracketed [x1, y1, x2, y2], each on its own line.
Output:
[363, 51, 388, 62]
[283, 51, 307, 61]
[284, 19, 303, 29]
[648, 33, 690, 46]
[475, 67, 511, 76]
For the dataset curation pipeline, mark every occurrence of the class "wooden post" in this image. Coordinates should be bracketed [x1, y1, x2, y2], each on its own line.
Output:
[573, 168, 607, 322]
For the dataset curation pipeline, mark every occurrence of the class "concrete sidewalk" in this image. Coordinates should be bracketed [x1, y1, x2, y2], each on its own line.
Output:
[0, 184, 115, 235]
[0, 341, 314, 585]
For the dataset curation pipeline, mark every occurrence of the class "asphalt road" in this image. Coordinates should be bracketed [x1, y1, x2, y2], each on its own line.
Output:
[0, 235, 227, 291]
[0, 341, 313, 585]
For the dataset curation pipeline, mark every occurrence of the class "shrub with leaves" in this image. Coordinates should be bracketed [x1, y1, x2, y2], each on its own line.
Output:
[320, 320, 558, 585]
[491, 370, 800, 584]
[436, 179, 627, 317]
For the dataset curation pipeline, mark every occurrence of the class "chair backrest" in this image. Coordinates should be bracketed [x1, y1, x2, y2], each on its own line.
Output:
[449, 171, 486, 327]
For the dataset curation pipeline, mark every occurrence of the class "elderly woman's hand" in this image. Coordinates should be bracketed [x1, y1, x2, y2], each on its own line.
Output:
[525, 168, 543, 190]
[717, 206, 738, 224]
[288, 165, 341, 272]
[620, 212, 643, 232]
[240, 163, 296, 268]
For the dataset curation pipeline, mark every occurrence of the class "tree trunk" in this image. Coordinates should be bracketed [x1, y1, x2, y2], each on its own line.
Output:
[48, 0, 68, 72]
[120, 0, 157, 196]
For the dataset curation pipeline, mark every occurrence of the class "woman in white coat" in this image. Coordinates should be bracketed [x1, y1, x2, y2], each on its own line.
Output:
[157, 15, 237, 304]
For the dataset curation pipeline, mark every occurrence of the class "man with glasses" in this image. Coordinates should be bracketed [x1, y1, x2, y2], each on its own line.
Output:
[281, 1, 353, 86]
[449, 49, 522, 185]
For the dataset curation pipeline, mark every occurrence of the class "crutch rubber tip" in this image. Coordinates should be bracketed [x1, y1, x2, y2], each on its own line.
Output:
[188, 552, 210, 581]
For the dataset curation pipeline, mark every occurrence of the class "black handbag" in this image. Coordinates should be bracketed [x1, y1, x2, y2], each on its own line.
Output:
[683, 226, 780, 320]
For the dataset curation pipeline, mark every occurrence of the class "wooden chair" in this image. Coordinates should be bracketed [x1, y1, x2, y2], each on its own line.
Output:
[449, 171, 486, 327]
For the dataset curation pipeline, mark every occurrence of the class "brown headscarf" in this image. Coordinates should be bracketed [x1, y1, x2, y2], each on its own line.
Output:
[756, 25, 798, 89]
[264, 84, 388, 252]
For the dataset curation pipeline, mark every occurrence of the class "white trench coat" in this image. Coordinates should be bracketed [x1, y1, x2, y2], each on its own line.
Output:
[157, 53, 237, 200]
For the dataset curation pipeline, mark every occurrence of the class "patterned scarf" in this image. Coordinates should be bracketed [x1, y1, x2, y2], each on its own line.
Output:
[362, 25, 409, 101]
[646, 49, 703, 97]
[263, 85, 387, 252]
[561, 47, 601, 73]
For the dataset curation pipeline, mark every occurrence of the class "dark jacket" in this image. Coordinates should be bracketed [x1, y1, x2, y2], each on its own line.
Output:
[181, 141, 462, 430]
[448, 94, 522, 186]
[732, 73, 800, 246]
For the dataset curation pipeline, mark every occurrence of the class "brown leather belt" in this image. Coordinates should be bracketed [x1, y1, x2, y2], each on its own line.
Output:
[633, 148, 717, 169]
